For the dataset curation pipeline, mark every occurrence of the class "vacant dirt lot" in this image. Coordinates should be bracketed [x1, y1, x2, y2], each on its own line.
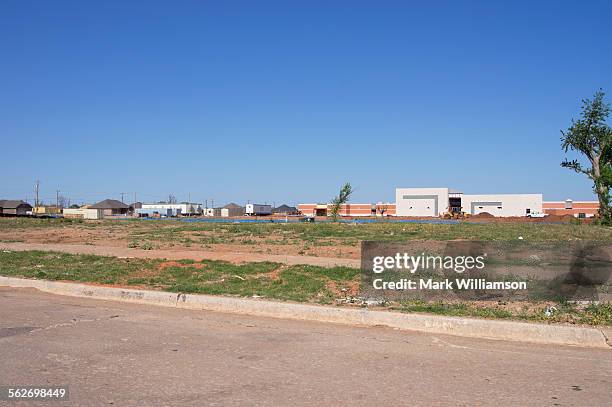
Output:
[0, 219, 360, 259]
[0, 217, 610, 264]
[0, 242, 359, 268]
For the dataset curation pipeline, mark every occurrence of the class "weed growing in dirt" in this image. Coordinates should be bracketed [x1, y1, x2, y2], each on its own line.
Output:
[0, 250, 608, 325]
[0, 250, 159, 284]
[0, 251, 356, 304]
[393, 299, 612, 325]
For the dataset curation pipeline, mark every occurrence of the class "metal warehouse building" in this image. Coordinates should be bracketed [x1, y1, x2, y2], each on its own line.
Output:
[395, 187, 543, 217]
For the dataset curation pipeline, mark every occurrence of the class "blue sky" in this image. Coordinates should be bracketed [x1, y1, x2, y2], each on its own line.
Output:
[1, 1, 611, 206]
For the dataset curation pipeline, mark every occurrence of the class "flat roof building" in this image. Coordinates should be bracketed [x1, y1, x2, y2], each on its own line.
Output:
[298, 203, 374, 217]
[395, 187, 543, 217]
[299, 187, 599, 219]
[543, 199, 599, 218]
[141, 202, 202, 216]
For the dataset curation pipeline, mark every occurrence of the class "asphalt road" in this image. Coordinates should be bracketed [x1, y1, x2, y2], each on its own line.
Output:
[0, 287, 610, 407]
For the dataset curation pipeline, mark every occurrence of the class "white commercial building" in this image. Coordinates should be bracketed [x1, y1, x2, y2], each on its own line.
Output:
[461, 194, 543, 217]
[395, 188, 450, 217]
[62, 208, 103, 220]
[140, 203, 202, 216]
[395, 187, 542, 217]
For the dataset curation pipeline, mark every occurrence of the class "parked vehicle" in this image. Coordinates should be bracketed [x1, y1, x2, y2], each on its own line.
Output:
[526, 212, 547, 218]
[245, 204, 272, 216]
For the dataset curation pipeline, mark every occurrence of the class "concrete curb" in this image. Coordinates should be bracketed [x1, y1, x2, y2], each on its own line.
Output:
[1, 276, 610, 349]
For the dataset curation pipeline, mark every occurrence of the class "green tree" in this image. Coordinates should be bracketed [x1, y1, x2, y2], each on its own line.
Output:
[329, 182, 353, 222]
[561, 90, 612, 223]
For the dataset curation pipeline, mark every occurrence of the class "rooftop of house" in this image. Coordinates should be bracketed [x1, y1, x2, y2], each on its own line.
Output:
[223, 202, 243, 209]
[89, 199, 129, 209]
[273, 204, 297, 212]
[0, 200, 32, 209]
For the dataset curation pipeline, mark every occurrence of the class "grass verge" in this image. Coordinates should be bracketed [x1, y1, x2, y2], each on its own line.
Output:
[393, 300, 612, 326]
[0, 250, 358, 303]
[0, 250, 609, 326]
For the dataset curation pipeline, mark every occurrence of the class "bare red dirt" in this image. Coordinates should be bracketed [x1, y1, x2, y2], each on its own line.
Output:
[0, 224, 361, 259]
[0, 242, 360, 268]
[158, 261, 206, 270]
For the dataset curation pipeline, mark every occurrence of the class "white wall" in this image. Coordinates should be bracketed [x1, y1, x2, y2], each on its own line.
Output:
[63, 208, 102, 220]
[462, 194, 543, 217]
[395, 188, 449, 217]
[395, 187, 544, 217]
[142, 203, 202, 215]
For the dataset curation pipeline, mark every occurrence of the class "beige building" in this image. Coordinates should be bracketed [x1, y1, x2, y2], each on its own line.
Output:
[63, 208, 103, 220]
[33, 206, 62, 215]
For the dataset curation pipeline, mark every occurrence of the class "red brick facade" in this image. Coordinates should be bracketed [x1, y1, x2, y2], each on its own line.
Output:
[542, 201, 599, 217]
[298, 203, 396, 217]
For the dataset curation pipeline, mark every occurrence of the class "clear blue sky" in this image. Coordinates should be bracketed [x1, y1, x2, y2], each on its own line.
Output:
[1, 1, 611, 206]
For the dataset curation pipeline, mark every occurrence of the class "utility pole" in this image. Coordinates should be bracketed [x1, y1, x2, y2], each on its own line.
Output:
[120, 192, 125, 203]
[34, 180, 40, 209]
[56, 190, 60, 208]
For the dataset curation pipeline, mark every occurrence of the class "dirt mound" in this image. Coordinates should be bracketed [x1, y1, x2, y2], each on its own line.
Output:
[471, 212, 495, 219]
[544, 214, 575, 222]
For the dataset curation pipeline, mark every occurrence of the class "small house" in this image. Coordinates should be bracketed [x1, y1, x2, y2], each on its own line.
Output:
[273, 204, 298, 215]
[0, 200, 33, 216]
[90, 199, 129, 217]
[221, 203, 245, 217]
